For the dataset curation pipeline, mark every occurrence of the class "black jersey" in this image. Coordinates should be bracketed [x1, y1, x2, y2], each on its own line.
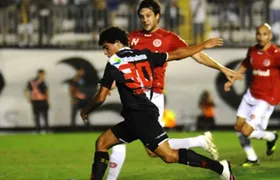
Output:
[99, 47, 167, 116]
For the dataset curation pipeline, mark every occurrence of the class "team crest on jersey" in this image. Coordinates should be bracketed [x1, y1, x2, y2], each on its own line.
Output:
[153, 39, 162, 47]
[109, 162, 117, 168]
[250, 114, 255, 120]
[263, 59, 271, 67]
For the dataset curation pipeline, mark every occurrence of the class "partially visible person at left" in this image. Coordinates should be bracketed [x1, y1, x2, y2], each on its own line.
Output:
[81, 26, 237, 180]
[0, 71, 5, 95]
[25, 69, 49, 133]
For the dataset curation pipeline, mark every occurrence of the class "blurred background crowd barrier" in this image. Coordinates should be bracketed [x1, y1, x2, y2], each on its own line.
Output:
[0, 0, 280, 49]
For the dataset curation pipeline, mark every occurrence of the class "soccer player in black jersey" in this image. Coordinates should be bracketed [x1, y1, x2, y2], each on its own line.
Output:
[81, 27, 240, 180]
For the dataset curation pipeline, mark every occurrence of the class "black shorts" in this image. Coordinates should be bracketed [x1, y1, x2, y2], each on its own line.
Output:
[111, 110, 169, 152]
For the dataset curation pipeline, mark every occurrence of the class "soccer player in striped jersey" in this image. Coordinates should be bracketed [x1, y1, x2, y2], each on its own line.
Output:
[81, 26, 238, 180]
[107, 1, 241, 179]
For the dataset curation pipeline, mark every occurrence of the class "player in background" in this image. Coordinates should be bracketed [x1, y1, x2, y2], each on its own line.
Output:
[224, 23, 279, 167]
[81, 26, 237, 180]
[107, 1, 242, 179]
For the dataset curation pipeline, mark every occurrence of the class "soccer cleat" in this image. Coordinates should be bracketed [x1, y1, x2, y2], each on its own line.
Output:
[203, 131, 219, 160]
[219, 160, 235, 180]
[266, 132, 278, 156]
[241, 159, 259, 167]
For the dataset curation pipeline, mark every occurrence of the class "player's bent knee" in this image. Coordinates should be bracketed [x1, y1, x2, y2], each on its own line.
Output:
[95, 135, 109, 151]
[147, 151, 158, 158]
[160, 152, 177, 164]
[145, 146, 158, 158]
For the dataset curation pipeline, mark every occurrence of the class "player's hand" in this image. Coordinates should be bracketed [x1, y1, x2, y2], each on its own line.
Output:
[204, 38, 223, 49]
[80, 110, 88, 123]
[108, 81, 116, 96]
[221, 67, 244, 83]
[224, 81, 233, 91]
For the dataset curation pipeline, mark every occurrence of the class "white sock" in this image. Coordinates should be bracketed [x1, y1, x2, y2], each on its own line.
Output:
[236, 132, 258, 161]
[107, 144, 126, 180]
[244, 145, 258, 161]
[249, 130, 276, 141]
[168, 135, 205, 149]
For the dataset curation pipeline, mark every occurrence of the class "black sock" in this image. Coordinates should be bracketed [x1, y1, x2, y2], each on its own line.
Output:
[178, 149, 223, 175]
[91, 151, 109, 180]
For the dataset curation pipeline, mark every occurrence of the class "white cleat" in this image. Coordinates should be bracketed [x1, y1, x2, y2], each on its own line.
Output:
[219, 160, 235, 180]
[203, 131, 219, 160]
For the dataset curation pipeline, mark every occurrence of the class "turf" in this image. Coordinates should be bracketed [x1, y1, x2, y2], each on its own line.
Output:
[0, 131, 279, 180]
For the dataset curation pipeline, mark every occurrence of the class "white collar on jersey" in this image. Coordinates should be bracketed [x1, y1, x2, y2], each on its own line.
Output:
[119, 47, 131, 51]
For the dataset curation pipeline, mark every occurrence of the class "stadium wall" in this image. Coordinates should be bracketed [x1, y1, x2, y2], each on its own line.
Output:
[0, 49, 279, 130]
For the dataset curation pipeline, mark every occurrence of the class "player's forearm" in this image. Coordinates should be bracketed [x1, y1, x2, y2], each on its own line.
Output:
[82, 95, 104, 114]
[82, 86, 109, 114]
[167, 43, 206, 61]
[230, 64, 247, 84]
[192, 52, 224, 70]
[237, 64, 247, 74]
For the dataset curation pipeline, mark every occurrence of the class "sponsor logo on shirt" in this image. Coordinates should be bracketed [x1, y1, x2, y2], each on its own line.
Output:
[263, 59, 271, 67]
[153, 39, 162, 47]
[253, 69, 270, 76]
[122, 54, 148, 62]
[131, 38, 139, 46]
[112, 56, 122, 65]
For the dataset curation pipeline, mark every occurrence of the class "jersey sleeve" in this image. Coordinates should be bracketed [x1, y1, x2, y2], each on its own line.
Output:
[99, 62, 114, 89]
[242, 48, 251, 68]
[149, 51, 168, 67]
[169, 32, 188, 51]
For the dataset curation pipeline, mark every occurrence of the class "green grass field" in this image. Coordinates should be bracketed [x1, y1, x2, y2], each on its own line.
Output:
[0, 131, 279, 180]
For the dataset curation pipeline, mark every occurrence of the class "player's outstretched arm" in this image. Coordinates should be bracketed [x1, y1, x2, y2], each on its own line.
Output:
[192, 52, 243, 82]
[80, 86, 110, 123]
[224, 64, 247, 91]
[166, 38, 223, 62]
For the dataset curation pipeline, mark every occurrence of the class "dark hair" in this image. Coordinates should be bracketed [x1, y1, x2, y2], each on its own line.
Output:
[199, 90, 214, 107]
[37, 69, 45, 74]
[137, 0, 161, 17]
[98, 26, 129, 46]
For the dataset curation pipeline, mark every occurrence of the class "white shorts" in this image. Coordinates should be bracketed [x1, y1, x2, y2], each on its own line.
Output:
[237, 89, 275, 130]
[145, 90, 165, 127]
